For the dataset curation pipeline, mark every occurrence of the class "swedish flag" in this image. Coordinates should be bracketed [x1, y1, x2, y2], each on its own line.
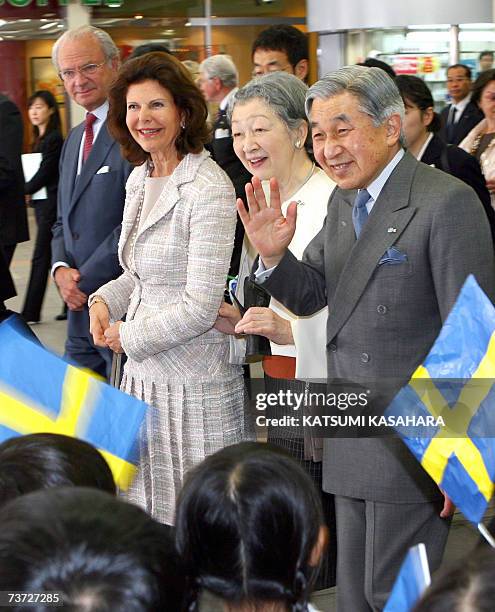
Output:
[0, 317, 147, 490]
[386, 275, 495, 524]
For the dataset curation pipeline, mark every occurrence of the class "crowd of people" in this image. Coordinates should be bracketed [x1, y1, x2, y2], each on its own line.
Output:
[1, 21, 495, 612]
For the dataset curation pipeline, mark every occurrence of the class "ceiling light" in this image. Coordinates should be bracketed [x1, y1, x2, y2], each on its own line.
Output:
[185, 21, 191, 27]
[134, 15, 143, 19]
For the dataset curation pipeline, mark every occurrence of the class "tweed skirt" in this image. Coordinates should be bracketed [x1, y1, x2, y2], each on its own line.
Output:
[121, 366, 250, 525]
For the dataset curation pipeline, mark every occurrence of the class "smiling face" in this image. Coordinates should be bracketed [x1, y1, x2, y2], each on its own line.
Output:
[125, 79, 182, 158]
[28, 97, 54, 130]
[310, 92, 401, 190]
[231, 97, 300, 183]
[57, 33, 118, 111]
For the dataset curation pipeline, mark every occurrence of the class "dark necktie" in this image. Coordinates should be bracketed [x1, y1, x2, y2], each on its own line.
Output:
[83, 112, 97, 164]
[447, 106, 457, 143]
[352, 189, 370, 238]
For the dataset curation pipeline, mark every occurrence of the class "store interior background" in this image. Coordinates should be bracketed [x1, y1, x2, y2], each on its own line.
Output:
[1, 0, 495, 145]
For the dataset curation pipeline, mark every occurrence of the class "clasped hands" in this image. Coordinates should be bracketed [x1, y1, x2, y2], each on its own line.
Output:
[89, 302, 124, 353]
[214, 301, 293, 345]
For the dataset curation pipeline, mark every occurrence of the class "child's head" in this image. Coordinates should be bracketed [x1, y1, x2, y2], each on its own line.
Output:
[0, 433, 116, 506]
[0, 487, 186, 611]
[176, 442, 328, 611]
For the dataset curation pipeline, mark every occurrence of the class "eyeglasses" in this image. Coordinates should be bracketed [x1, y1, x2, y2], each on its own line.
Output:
[59, 62, 106, 82]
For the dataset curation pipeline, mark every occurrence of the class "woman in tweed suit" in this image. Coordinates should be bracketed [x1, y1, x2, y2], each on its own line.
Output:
[88, 52, 250, 525]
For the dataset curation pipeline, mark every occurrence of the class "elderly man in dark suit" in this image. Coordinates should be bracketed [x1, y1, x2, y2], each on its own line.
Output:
[199, 54, 251, 276]
[439, 64, 483, 145]
[236, 66, 495, 611]
[51, 26, 131, 378]
[0, 94, 29, 268]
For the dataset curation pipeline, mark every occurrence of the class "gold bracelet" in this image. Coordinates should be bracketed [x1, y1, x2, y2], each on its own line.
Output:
[88, 296, 108, 310]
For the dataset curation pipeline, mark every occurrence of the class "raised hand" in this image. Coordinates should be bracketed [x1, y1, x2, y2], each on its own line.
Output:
[237, 176, 297, 269]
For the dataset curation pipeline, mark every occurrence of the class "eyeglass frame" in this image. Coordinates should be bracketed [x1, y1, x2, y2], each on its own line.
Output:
[58, 61, 107, 82]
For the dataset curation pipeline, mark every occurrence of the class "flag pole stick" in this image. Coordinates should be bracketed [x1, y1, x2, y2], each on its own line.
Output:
[478, 522, 495, 548]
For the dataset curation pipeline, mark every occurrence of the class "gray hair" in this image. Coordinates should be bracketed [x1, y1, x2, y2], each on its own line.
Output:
[199, 54, 238, 89]
[305, 65, 406, 145]
[52, 26, 119, 72]
[229, 71, 308, 133]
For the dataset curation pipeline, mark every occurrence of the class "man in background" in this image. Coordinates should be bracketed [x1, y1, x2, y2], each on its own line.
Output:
[199, 54, 251, 275]
[479, 50, 494, 73]
[439, 64, 483, 145]
[0, 93, 28, 268]
[251, 25, 309, 82]
[51, 26, 131, 378]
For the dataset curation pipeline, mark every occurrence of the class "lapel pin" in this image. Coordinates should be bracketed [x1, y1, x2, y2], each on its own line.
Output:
[387, 227, 397, 233]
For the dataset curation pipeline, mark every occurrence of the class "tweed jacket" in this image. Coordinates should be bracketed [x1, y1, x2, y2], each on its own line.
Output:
[262, 151, 495, 503]
[95, 149, 239, 382]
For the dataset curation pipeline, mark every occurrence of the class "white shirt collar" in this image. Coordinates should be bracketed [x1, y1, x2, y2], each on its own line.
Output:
[416, 132, 434, 161]
[361, 148, 405, 212]
[219, 87, 238, 111]
[89, 100, 109, 122]
[452, 93, 471, 116]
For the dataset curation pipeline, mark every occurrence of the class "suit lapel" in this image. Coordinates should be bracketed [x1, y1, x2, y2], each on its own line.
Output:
[69, 122, 113, 211]
[65, 124, 84, 203]
[326, 152, 418, 344]
[420, 136, 441, 167]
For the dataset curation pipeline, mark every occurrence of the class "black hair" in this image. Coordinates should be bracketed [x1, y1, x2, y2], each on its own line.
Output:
[0, 433, 116, 507]
[27, 90, 61, 147]
[0, 487, 186, 611]
[357, 58, 396, 79]
[413, 547, 495, 612]
[447, 63, 472, 80]
[395, 74, 441, 133]
[251, 25, 309, 70]
[128, 42, 172, 60]
[471, 68, 495, 107]
[480, 50, 494, 61]
[176, 442, 325, 612]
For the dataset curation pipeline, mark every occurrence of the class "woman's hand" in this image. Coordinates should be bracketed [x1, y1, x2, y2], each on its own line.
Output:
[104, 321, 124, 353]
[234, 307, 294, 345]
[214, 301, 242, 335]
[89, 302, 110, 348]
[237, 176, 297, 269]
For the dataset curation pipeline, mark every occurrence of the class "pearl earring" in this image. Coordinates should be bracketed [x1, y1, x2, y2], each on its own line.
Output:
[295, 139, 301, 149]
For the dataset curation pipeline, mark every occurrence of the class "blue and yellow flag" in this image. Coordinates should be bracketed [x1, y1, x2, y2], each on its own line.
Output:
[0, 317, 147, 490]
[385, 275, 495, 524]
[384, 543, 430, 612]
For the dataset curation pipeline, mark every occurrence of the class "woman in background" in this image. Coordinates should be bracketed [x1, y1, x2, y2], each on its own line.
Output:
[460, 69, 495, 211]
[395, 75, 495, 242]
[21, 90, 63, 324]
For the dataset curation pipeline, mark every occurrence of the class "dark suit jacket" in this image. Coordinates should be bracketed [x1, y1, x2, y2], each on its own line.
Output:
[25, 129, 63, 215]
[51, 119, 132, 337]
[0, 248, 15, 301]
[422, 134, 495, 243]
[0, 94, 28, 247]
[206, 106, 252, 276]
[439, 100, 483, 145]
[262, 152, 495, 503]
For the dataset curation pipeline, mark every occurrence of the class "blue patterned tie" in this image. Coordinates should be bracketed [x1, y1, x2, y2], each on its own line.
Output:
[352, 189, 370, 238]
